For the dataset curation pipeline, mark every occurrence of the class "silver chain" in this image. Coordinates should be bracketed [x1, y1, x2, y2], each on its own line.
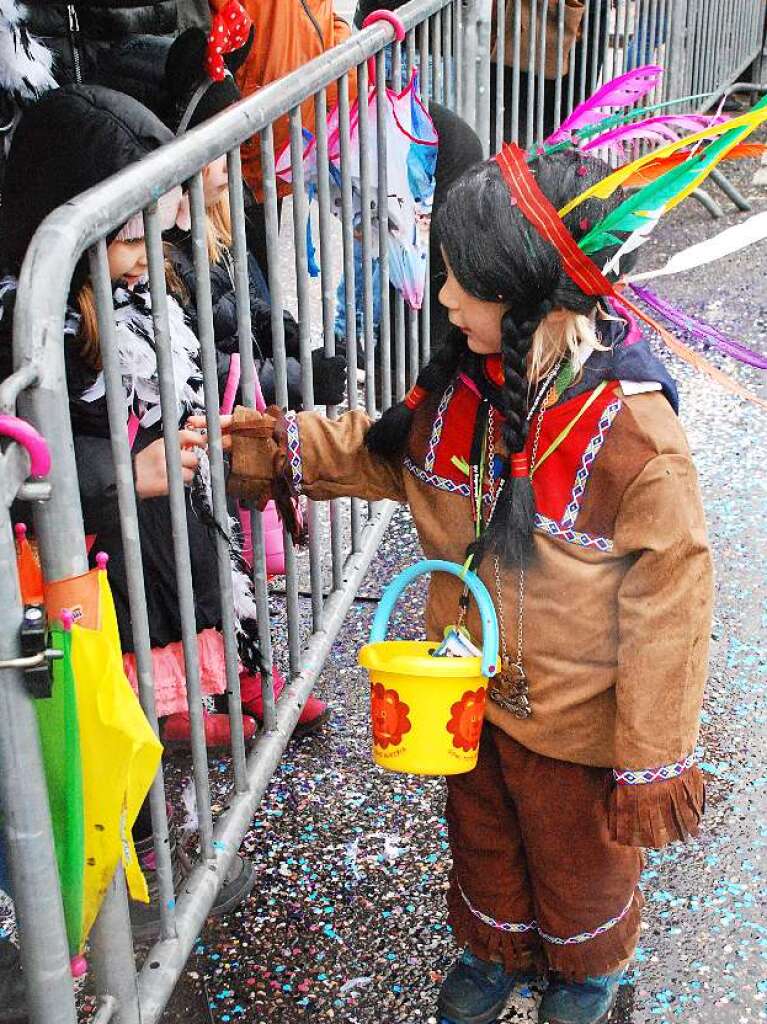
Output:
[458, 364, 557, 717]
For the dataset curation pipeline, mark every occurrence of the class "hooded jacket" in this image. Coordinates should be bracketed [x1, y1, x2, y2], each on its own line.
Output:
[0, 85, 224, 652]
[235, 0, 352, 201]
[227, 311, 713, 850]
[14, 0, 178, 117]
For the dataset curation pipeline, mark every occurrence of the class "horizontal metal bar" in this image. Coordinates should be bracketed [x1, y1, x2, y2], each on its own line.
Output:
[136, 503, 396, 1023]
[0, 648, 61, 671]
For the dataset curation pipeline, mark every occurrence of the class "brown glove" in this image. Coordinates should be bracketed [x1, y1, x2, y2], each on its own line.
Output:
[228, 406, 305, 544]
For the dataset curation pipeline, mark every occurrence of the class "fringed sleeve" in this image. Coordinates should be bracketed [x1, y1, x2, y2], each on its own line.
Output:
[229, 404, 407, 518]
[608, 761, 705, 848]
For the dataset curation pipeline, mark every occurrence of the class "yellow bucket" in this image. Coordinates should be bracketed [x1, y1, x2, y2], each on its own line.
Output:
[359, 560, 499, 776]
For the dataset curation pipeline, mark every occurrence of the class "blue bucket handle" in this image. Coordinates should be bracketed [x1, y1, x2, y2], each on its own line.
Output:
[369, 559, 499, 678]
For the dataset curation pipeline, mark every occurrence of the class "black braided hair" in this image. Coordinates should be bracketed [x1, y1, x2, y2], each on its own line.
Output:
[368, 149, 629, 563]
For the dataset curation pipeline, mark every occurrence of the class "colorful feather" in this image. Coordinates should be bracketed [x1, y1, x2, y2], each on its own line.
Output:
[580, 114, 727, 153]
[560, 93, 767, 216]
[630, 285, 767, 369]
[575, 100, 767, 273]
[621, 143, 766, 188]
[619, 293, 767, 411]
[545, 64, 663, 144]
[629, 210, 767, 282]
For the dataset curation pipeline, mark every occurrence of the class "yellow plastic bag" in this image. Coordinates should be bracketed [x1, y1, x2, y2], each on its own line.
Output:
[68, 569, 162, 938]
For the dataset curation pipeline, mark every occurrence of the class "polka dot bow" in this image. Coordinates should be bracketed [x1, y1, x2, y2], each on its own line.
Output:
[206, 0, 252, 82]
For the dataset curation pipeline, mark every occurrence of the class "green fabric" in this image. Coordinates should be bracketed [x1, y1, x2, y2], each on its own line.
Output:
[34, 628, 84, 954]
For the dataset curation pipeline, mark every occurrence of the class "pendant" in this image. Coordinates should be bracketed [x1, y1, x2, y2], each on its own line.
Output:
[489, 661, 532, 719]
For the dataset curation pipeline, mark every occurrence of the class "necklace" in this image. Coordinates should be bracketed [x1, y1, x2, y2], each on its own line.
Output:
[488, 398, 546, 719]
[456, 359, 565, 719]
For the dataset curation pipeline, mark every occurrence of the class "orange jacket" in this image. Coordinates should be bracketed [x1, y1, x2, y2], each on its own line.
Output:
[236, 0, 353, 200]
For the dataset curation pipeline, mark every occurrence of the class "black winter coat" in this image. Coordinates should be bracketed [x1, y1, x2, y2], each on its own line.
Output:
[171, 234, 306, 410]
[23, 0, 178, 113]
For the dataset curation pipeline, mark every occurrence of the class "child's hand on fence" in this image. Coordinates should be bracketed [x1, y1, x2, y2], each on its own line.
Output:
[134, 431, 207, 498]
[186, 415, 233, 452]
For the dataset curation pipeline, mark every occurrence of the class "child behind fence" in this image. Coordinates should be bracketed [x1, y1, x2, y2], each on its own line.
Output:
[0, 82, 261, 936]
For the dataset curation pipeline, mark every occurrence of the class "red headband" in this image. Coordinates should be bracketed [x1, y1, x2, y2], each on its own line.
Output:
[494, 143, 616, 299]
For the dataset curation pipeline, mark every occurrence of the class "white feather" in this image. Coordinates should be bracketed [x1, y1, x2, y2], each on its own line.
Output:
[602, 210, 662, 277]
[80, 289, 203, 427]
[628, 209, 767, 282]
[0, 3, 56, 99]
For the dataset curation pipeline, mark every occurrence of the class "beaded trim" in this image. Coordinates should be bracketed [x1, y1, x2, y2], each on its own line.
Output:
[561, 399, 622, 528]
[459, 884, 634, 946]
[535, 513, 613, 552]
[284, 411, 303, 495]
[457, 884, 537, 934]
[538, 894, 635, 946]
[425, 384, 454, 472]
[404, 456, 471, 498]
[614, 753, 695, 786]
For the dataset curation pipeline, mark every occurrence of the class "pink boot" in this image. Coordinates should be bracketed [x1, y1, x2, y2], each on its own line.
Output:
[161, 710, 257, 750]
[240, 668, 330, 736]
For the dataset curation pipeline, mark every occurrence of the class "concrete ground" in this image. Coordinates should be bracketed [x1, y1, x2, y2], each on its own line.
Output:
[150, 125, 767, 1024]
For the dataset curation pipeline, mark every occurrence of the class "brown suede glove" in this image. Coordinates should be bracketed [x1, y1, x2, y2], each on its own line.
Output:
[228, 406, 305, 543]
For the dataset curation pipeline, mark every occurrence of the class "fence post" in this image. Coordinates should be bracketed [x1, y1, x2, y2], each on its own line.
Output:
[667, 0, 691, 103]
[0, 505, 78, 1024]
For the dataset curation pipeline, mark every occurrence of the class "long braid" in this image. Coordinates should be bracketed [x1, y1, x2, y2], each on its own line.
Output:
[471, 300, 554, 568]
[365, 327, 467, 456]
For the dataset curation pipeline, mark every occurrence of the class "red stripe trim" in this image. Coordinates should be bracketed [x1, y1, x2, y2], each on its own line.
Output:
[404, 385, 428, 411]
[494, 144, 615, 299]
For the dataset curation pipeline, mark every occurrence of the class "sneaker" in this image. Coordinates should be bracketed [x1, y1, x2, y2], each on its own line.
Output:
[0, 940, 27, 1024]
[160, 710, 257, 751]
[223, 670, 331, 737]
[538, 968, 626, 1024]
[437, 948, 519, 1024]
[130, 830, 256, 943]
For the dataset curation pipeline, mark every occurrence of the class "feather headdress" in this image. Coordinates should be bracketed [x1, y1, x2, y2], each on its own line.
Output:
[502, 68, 767, 406]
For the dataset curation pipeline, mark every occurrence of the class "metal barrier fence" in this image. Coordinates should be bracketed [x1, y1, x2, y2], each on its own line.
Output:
[0, 2, 763, 1023]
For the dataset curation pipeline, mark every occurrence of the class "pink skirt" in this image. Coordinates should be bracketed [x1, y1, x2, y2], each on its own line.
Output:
[122, 628, 228, 719]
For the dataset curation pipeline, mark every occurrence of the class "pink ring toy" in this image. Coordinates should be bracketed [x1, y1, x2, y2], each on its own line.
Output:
[361, 9, 407, 80]
[0, 415, 51, 478]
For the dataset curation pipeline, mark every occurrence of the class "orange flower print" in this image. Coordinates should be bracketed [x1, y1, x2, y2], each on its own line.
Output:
[371, 682, 412, 749]
[446, 688, 486, 752]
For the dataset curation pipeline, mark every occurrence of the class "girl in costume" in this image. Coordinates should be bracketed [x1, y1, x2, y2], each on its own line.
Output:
[210, 144, 715, 1024]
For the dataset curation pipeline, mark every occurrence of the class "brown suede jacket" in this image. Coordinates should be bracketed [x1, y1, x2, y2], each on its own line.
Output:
[228, 358, 713, 848]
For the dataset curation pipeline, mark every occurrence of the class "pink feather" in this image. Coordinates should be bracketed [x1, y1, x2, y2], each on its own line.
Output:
[545, 64, 664, 144]
[581, 113, 728, 153]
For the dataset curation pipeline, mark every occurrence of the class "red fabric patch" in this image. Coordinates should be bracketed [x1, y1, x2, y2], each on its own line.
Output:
[206, 0, 252, 82]
[430, 382, 481, 484]
[484, 355, 504, 388]
[527, 384, 621, 522]
[423, 377, 620, 523]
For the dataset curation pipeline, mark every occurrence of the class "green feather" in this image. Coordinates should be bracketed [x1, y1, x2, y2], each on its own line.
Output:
[579, 102, 767, 256]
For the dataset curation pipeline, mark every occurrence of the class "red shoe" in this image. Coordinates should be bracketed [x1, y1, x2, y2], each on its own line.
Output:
[239, 669, 331, 736]
[160, 710, 257, 751]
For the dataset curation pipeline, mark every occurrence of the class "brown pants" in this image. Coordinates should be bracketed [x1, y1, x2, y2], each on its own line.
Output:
[446, 726, 643, 982]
